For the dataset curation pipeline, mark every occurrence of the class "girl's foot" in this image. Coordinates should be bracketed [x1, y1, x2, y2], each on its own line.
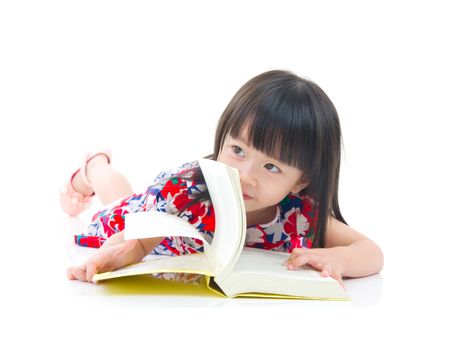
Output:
[60, 151, 112, 216]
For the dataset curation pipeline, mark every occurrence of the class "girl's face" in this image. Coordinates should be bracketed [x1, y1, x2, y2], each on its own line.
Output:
[217, 131, 309, 221]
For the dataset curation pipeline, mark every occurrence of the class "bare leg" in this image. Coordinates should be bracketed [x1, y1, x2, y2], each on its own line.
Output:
[71, 155, 134, 206]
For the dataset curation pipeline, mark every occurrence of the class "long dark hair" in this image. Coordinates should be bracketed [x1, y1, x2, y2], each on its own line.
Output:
[211, 70, 346, 247]
[173, 70, 347, 248]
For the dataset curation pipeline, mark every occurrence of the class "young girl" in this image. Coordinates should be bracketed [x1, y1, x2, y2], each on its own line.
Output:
[64, 70, 384, 287]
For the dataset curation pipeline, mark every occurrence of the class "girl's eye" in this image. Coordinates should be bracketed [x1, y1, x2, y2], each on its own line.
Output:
[264, 163, 280, 174]
[232, 145, 245, 157]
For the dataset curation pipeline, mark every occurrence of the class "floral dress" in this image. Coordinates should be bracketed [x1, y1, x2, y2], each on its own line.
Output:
[74, 160, 319, 281]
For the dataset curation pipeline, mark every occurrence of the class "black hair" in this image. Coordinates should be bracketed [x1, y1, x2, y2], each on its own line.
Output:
[172, 70, 347, 248]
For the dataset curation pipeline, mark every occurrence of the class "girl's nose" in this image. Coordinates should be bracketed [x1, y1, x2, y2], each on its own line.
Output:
[239, 163, 258, 187]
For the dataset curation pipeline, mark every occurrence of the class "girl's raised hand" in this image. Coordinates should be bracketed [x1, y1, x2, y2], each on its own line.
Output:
[67, 240, 142, 283]
[284, 247, 347, 288]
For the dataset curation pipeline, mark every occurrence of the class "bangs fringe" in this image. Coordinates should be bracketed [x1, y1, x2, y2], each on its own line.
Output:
[212, 70, 347, 247]
[227, 88, 314, 172]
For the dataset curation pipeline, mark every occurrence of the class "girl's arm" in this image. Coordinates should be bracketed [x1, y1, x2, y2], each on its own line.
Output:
[285, 216, 384, 286]
[324, 216, 384, 277]
[100, 230, 161, 255]
[67, 231, 163, 283]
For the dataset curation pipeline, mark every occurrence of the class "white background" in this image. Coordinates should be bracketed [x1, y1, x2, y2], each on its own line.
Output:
[1, 1, 464, 349]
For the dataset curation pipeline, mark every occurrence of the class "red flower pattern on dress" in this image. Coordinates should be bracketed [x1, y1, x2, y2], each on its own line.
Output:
[284, 211, 297, 235]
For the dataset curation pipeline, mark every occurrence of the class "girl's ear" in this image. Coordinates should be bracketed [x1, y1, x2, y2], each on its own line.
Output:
[290, 178, 310, 194]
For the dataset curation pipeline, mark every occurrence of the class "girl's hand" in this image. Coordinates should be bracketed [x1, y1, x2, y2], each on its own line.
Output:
[67, 239, 143, 283]
[284, 247, 348, 288]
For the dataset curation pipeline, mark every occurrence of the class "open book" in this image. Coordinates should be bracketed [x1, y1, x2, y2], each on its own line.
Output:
[93, 159, 348, 300]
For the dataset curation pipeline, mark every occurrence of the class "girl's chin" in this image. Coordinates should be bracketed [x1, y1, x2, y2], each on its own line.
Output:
[244, 205, 265, 214]
[244, 205, 255, 213]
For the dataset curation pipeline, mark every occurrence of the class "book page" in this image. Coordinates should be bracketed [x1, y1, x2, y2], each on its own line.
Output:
[124, 211, 207, 241]
[218, 248, 347, 299]
[198, 159, 246, 275]
[93, 252, 214, 282]
[124, 210, 217, 266]
[219, 167, 247, 275]
[229, 247, 325, 280]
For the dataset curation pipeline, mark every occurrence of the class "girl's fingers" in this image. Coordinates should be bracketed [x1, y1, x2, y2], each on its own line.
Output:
[86, 263, 98, 283]
[287, 253, 322, 270]
[285, 250, 345, 289]
[68, 265, 87, 282]
[321, 264, 345, 289]
[336, 276, 345, 289]
[284, 249, 304, 265]
[287, 248, 315, 261]
[320, 264, 332, 277]
[68, 260, 101, 283]
[86, 244, 125, 281]
[68, 243, 127, 283]
[286, 248, 327, 266]
[289, 248, 307, 257]
[67, 267, 77, 280]
[332, 273, 345, 289]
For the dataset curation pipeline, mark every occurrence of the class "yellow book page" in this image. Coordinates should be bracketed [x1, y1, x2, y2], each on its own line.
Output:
[93, 253, 214, 282]
[205, 276, 349, 300]
[97, 274, 220, 298]
[234, 292, 350, 301]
